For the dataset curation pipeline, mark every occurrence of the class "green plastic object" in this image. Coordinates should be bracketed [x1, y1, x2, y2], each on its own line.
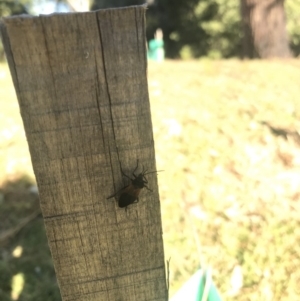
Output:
[148, 39, 164, 62]
[170, 269, 222, 301]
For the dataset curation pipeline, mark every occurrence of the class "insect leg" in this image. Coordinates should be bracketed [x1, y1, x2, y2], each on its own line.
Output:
[144, 185, 152, 192]
[143, 175, 148, 184]
[132, 159, 139, 177]
[106, 190, 119, 199]
[120, 168, 131, 180]
[120, 161, 132, 180]
[142, 164, 148, 175]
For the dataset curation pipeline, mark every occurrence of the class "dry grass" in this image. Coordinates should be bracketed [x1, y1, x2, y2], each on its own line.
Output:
[1, 59, 300, 300]
[149, 59, 300, 300]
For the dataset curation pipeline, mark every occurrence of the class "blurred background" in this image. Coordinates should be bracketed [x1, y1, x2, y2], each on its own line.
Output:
[1, 0, 300, 300]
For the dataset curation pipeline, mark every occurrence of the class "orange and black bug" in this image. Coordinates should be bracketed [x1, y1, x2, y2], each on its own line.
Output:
[107, 160, 161, 208]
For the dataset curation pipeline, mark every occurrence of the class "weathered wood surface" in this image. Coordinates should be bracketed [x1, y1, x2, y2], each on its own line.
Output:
[1, 6, 167, 301]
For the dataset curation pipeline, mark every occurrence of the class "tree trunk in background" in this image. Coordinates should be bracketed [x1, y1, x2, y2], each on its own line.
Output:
[241, 0, 292, 58]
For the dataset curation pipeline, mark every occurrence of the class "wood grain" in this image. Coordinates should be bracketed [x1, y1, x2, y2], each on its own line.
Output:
[1, 6, 167, 301]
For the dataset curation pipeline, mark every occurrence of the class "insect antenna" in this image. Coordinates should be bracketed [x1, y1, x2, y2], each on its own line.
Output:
[144, 170, 164, 175]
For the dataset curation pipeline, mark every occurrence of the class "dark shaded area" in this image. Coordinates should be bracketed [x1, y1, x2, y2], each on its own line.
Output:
[240, 0, 256, 58]
[91, 0, 300, 58]
[91, 0, 242, 58]
[0, 0, 29, 16]
[91, 0, 146, 9]
[146, 0, 214, 58]
[0, 177, 61, 301]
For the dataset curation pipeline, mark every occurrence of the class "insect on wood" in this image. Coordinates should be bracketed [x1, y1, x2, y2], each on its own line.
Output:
[107, 160, 162, 208]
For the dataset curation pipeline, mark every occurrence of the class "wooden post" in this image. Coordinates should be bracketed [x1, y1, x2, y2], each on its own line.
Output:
[1, 6, 167, 301]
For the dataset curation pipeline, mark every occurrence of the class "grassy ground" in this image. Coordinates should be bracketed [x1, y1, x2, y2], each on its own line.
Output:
[1, 59, 300, 300]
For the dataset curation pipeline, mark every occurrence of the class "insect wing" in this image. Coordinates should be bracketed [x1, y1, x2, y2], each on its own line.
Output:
[118, 193, 137, 208]
[106, 184, 129, 200]
[118, 185, 141, 208]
